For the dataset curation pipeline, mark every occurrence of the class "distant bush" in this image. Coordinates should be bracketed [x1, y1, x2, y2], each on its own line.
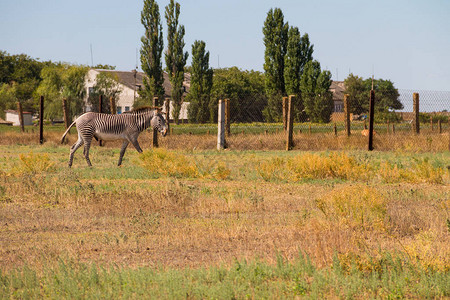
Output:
[419, 113, 448, 123]
[374, 111, 402, 123]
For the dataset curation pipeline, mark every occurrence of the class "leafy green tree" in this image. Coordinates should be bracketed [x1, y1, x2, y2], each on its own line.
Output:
[35, 65, 88, 121]
[186, 40, 213, 123]
[88, 72, 122, 113]
[63, 66, 89, 118]
[344, 74, 403, 115]
[165, 0, 188, 124]
[367, 78, 402, 112]
[299, 33, 314, 75]
[0, 51, 46, 84]
[93, 64, 116, 70]
[284, 27, 314, 122]
[211, 67, 266, 122]
[140, 0, 165, 104]
[262, 8, 289, 122]
[300, 61, 333, 123]
[0, 51, 51, 116]
[0, 83, 17, 118]
[343, 74, 366, 115]
[284, 27, 301, 98]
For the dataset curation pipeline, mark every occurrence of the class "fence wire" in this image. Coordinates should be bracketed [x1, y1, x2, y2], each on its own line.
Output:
[162, 89, 449, 152]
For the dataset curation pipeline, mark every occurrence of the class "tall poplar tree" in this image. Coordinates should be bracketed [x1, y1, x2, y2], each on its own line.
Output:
[284, 27, 314, 122]
[165, 0, 188, 124]
[140, 0, 164, 104]
[262, 8, 288, 121]
[186, 40, 213, 123]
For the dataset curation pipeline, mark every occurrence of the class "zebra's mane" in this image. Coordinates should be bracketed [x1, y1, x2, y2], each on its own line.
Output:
[124, 106, 159, 114]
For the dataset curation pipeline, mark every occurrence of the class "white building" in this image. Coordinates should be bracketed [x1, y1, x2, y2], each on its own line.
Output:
[4, 110, 33, 126]
[84, 69, 190, 121]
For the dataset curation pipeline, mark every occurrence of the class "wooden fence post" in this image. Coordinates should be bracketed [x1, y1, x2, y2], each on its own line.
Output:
[62, 98, 70, 129]
[109, 96, 116, 115]
[16, 102, 24, 133]
[39, 96, 44, 144]
[217, 99, 225, 150]
[430, 116, 433, 131]
[368, 90, 375, 151]
[152, 97, 159, 148]
[413, 92, 420, 134]
[282, 97, 288, 132]
[225, 98, 231, 137]
[286, 95, 294, 150]
[334, 123, 337, 136]
[164, 98, 170, 135]
[438, 120, 442, 134]
[343, 94, 351, 136]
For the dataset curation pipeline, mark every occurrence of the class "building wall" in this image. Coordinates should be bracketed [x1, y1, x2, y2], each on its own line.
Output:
[5, 112, 32, 126]
[85, 69, 138, 114]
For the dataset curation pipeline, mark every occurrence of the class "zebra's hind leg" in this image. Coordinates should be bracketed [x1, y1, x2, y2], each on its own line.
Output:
[83, 138, 93, 167]
[118, 141, 129, 166]
[68, 137, 84, 167]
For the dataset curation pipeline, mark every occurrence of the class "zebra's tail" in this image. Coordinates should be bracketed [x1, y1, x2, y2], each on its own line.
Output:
[61, 121, 77, 144]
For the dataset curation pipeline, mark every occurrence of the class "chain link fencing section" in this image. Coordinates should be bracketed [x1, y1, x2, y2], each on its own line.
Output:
[159, 90, 449, 152]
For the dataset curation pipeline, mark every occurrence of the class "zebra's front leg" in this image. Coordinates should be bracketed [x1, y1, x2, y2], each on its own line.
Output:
[118, 141, 129, 166]
[129, 137, 143, 154]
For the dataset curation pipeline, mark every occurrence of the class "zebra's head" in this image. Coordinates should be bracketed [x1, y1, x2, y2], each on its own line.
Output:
[151, 112, 168, 137]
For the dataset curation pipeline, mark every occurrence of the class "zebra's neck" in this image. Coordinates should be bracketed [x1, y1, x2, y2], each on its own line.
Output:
[135, 110, 155, 132]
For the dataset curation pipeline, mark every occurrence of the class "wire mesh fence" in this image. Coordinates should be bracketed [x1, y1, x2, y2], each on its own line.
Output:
[160, 89, 449, 151]
[1, 89, 448, 152]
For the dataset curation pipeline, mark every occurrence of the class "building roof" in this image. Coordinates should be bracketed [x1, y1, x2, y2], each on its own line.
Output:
[0, 117, 13, 125]
[330, 81, 345, 102]
[94, 69, 191, 99]
[5, 110, 32, 114]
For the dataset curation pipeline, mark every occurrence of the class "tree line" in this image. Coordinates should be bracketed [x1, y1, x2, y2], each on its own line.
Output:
[1, 3, 402, 123]
[0, 50, 119, 121]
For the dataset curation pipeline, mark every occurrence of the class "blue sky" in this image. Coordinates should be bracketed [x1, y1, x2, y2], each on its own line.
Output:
[1, 0, 450, 91]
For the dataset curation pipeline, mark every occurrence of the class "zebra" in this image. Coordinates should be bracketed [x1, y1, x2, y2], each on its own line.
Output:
[61, 106, 168, 167]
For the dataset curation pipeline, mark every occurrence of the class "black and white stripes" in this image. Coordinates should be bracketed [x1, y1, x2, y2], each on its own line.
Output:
[61, 107, 167, 167]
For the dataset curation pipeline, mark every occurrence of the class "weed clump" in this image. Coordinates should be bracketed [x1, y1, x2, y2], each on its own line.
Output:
[139, 148, 231, 180]
[378, 159, 445, 184]
[315, 185, 388, 232]
[257, 152, 371, 182]
[287, 152, 370, 181]
[11, 152, 55, 175]
[139, 148, 199, 178]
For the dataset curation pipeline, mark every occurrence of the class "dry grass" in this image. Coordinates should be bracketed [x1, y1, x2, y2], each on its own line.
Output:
[1, 127, 448, 152]
[0, 145, 449, 275]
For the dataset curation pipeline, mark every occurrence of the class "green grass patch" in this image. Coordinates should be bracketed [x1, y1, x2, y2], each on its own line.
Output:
[1, 254, 448, 299]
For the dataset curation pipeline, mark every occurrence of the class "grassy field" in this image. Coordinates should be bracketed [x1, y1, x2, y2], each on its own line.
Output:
[0, 131, 449, 298]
